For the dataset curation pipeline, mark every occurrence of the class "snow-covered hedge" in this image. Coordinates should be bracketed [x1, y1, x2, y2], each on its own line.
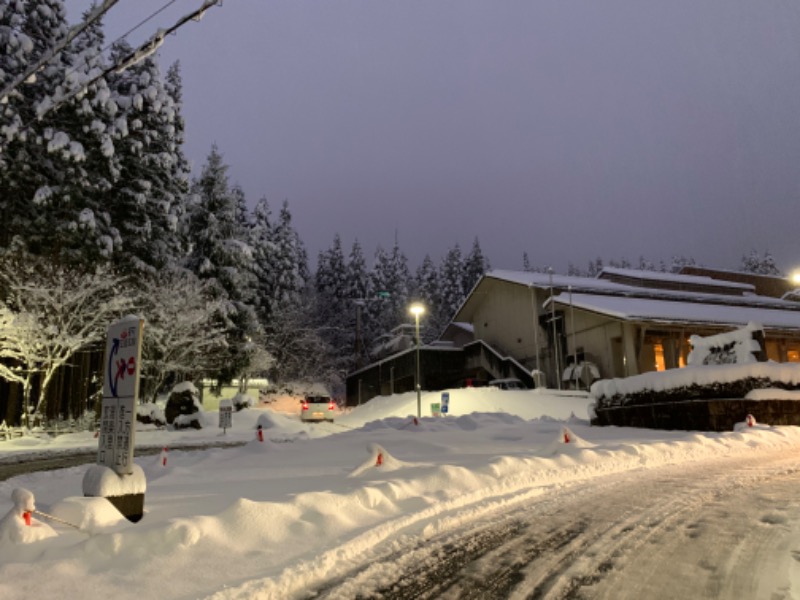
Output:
[591, 362, 800, 408]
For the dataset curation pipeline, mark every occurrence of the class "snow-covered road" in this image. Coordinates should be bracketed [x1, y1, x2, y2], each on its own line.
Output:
[3, 389, 800, 600]
[299, 449, 800, 599]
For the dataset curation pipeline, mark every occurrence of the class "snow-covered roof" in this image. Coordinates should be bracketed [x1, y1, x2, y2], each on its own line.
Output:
[486, 269, 623, 292]
[481, 269, 796, 310]
[549, 293, 800, 331]
[597, 267, 754, 292]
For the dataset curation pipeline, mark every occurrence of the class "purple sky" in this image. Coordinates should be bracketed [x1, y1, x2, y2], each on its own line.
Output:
[66, 1, 800, 274]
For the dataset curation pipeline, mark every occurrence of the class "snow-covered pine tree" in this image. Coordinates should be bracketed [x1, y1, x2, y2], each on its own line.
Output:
[439, 244, 465, 324]
[105, 41, 189, 273]
[184, 145, 259, 383]
[0, 0, 116, 263]
[368, 240, 411, 340]
[669, 255, 696, 273]
[414, 254, 444, 342]
[740, 249, 781, 276]
[463, 237, 489, 296]
[249, 196, 276, 325]
[345, 239, 372, 366]
[262, 200, 318, 381]
[270, 199, 309, 306]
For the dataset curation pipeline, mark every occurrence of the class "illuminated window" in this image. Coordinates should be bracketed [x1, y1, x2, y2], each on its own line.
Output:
[788, 349, 800, 363]
[654, 343, 666, 371]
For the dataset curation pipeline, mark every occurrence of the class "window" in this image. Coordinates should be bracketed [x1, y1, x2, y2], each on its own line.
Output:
[653, 343, 666, 371]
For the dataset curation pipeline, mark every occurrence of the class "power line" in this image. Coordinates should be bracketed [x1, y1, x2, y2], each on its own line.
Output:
[0, 0, 120, 103]
[16, 0, 223, 133]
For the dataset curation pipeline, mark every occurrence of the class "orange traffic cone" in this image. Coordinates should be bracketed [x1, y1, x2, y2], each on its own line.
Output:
[376, 452, 383, 466]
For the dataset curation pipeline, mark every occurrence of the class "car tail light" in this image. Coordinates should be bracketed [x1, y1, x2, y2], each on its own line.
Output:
[328, 402, 335, 411]
[302, 402, 308, 411]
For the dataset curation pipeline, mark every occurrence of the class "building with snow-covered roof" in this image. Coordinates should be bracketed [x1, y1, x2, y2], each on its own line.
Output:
[345, 266, 800, 406]
[452, 268, 800, 388]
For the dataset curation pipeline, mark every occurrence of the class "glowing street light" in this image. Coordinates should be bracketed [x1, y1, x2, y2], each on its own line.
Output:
[409, 303, 425, 418]
[791, 271, 800, 287]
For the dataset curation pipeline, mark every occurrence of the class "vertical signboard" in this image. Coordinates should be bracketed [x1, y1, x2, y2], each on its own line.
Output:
[441, 392, 450, 415]
[98, 316, 144, 475]
[219, 399, 233, 433]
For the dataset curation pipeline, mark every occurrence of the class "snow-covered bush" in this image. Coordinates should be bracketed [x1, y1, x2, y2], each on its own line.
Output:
[136, 403, 166, 428]
[165, 382, 203, 429]
[231, 393, 253, 412]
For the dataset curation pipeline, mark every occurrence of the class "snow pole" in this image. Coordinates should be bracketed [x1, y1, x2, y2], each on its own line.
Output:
[31, 509, 83, 531]
[160, 447, 168, 467]
[563, 428, 571, 444]
[376, 452, 383, 467]
[257, 424, 264, 443]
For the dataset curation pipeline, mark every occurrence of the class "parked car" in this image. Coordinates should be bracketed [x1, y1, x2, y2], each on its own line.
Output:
[300, 395, 336, 422]
[488, 378, 527, 390]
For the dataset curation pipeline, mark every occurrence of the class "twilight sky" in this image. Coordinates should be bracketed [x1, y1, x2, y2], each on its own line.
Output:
[65, 1, 800, 274]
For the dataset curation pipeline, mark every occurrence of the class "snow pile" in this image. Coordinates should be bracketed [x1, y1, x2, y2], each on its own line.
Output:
[687, 322, 764, 366]
[1, 387, 800, 598]
[0, 489, 56, 546]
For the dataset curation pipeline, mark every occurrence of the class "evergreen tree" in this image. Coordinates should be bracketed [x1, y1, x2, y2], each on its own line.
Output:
[0, 0, 116, 263]
[668, 255, 696, 273]
[414, 254, 444, 342]
[740, 249, 781, 276]
[463, 237, 489, 295]
[184, 145, 259, 383]
[105, 41, 189, 273]
[249, 196, 276, 324]
[345, 239, 372, 366]
[439, 244, 464, 322]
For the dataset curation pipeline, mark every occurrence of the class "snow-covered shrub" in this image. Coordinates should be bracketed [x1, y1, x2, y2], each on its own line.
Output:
[136, 403, 166, 428]
[231, 393, 253, 412]
[165, 382, 203, 429]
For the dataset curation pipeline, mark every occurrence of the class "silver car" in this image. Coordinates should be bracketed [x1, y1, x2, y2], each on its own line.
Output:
[300, 395, 336, 422]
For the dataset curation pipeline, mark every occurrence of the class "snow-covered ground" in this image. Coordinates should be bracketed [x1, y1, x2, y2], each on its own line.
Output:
[0, 386, 798, 599]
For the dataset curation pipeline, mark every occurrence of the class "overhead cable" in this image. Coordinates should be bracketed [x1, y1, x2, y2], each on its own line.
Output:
[28, 0, 223, 126]
[0, 0, 120, 103]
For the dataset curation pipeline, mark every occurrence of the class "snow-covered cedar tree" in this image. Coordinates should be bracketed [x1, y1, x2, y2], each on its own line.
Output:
[439, 243, 465, 324]
[0, 1, 122, 266]
[740, 249, 781, 276]
[136, 268, 229, 403]
[104, 42, 190, 273]
[183, 145, 260, 384]
[413, 254, 447, 343]
[0, 253, 130, 424]
[463, 237, 489, 296]
[248, 196, 277, 325]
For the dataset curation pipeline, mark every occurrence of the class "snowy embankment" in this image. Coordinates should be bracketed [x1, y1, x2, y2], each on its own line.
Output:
[0, 387, 798, 600]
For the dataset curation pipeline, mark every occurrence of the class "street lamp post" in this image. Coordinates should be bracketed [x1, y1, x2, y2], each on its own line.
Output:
[409, 303, 425, 418]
